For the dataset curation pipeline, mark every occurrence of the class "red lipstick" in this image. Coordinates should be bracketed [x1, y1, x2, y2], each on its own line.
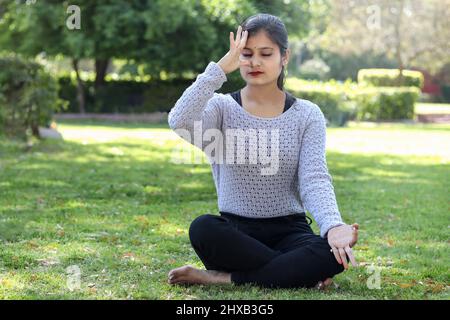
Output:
[248, 71, 264, 76]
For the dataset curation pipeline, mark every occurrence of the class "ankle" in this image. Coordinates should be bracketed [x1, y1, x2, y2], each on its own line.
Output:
[208, 270, 231, 284]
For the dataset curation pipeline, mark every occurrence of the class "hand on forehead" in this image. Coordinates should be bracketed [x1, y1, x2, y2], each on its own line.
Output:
[243, 31, 276, 51]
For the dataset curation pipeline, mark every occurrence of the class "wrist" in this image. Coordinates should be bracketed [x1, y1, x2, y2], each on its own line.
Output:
[217, 62, 229, 75]
[326, 223, 346, 237]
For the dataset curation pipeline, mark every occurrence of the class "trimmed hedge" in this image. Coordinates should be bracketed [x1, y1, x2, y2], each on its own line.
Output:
[286, 78, 357, 126]
[0, 54, 65, 138]
[59, 76, 189, 113]
[58, 72, 245, 114]
[350, 87, 419, 121]
[358, 68, 424, 89]
[286, 78, 419, 124]
[57, 71, 419, 125]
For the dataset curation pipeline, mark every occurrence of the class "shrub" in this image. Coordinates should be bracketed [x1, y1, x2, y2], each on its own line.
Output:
[285, 78, 356, 126]
[57, 72, 245, 114]
[0, 54, 66, 138]
[58, 76, 188, 113]
[358, 69, 424, 89]
[286, 77, 420, 123]
[56, 69, 419, 124]
[350, 86, 419, 121]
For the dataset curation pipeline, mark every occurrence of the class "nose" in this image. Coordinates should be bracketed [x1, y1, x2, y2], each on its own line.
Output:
[249, 57, 261, 67]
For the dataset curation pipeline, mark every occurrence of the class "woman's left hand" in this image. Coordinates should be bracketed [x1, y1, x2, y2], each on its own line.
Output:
[327, 223, 359, 270]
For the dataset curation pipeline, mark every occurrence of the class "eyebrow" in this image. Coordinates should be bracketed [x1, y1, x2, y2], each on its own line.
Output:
[243, 47, 274, 50]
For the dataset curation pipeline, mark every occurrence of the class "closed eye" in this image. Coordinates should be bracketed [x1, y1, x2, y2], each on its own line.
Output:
[243, 54, 272, 57]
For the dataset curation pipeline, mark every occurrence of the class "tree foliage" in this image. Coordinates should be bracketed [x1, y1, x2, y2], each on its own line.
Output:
[0, 0, 314, 76]
[319, 0, 450, 74]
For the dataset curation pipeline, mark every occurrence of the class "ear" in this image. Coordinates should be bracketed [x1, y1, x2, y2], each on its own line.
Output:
[282, 48, 290, 66]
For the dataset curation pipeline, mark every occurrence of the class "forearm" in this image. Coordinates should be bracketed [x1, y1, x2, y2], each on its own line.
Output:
[168, 61, 227, 132]
[299, 105, 345, 238]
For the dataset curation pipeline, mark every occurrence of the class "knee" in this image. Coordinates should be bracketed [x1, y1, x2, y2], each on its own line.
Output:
[189, 214, 221, 245]
[323, 244, 346, 276]
[333, 259, 345, 275]
[310, 237, 345, 276]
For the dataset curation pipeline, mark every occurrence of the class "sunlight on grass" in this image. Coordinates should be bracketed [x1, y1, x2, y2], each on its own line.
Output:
[415, 103, 450, 114]
[58, 121, 450, 162]
[358, 167, 415, 178]
[59, 125, 176, 143]
[327, 126, 450, 161]
[156, 221, 188, 237]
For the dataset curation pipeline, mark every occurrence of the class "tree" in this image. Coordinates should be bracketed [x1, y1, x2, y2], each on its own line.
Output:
[0, 0, 316, 112]
[318, 0, 450, 77]
[0, 0, 252, 112]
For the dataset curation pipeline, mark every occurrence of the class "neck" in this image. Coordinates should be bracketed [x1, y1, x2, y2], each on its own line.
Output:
[242, 83, 283, 104]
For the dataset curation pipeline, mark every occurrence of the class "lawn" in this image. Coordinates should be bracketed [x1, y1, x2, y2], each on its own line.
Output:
[415, 103, 450, 115]
[0, 120, 448, 300]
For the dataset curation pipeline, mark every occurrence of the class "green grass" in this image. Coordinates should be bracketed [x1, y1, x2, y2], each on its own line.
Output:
[0, 120, 449, 300]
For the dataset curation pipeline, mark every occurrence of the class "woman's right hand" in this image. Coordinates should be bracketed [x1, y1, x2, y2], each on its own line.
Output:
[217, 25, 250, 74]
[327, 223, 359, 270]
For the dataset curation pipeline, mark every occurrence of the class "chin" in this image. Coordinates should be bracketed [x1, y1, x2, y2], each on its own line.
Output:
[246, 78, 272, 85]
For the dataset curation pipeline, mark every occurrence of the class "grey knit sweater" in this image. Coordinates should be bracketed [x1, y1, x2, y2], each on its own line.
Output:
[168, 61, 345, 238]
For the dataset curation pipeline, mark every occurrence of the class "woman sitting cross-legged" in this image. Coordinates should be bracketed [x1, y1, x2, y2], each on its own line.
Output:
[167, 13, 359, 290]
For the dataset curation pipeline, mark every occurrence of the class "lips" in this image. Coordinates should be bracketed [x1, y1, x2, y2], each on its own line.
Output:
[248, 71, 264, 76]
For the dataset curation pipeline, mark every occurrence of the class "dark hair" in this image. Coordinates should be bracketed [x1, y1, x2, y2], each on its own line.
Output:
[240, 13, 288, 90]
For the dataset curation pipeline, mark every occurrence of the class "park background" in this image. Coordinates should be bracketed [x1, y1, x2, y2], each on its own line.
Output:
[0, 0, 448, 299]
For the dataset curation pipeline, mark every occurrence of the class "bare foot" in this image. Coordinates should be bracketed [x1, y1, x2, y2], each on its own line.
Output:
[168, 265, 231, 285]
[315, 277, 334, 290]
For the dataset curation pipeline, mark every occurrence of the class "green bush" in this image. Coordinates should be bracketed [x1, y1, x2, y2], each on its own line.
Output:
[58, 76, 188, 113]
[56, 70, 419, 124]
[286, 78, 356, 126]
[358, 69, 424, 89]
[0, 54, 66, 138]
[58, 71, 244, 114]
[286, 77, 420, 123]
[350, 87, 419, 121]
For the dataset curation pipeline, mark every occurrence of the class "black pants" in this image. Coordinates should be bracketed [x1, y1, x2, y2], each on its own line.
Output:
[189, 212, 345, 289]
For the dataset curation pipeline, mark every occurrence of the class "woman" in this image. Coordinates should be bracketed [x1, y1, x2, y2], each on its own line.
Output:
[167, 13, 359, 289]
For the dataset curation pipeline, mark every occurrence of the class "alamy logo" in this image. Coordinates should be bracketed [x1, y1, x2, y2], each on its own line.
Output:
[66, 265, 81, 291]
[66, 5, 81, 30]
[171, 121, 280, 176]
[366, 5, 381, 30]
[366, 265, 381, 290]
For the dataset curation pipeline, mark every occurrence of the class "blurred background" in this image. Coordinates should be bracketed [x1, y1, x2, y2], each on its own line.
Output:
[0, 0, 449, 136]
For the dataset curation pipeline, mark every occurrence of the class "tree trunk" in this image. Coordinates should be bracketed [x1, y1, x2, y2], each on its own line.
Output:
[394, 0, 405, 86]
[396, 41, 405, 86]
[95, 58, 110, 89]
[72, 59, 86, 114]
